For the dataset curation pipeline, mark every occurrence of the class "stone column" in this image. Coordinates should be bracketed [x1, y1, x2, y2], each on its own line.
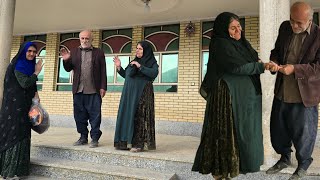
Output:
[0, 0, 16, 105]
[91, 30, 101, 48]
[131, 26, 143, 58]
[259, 0, 290, 166]
[42, 33, 59, 92]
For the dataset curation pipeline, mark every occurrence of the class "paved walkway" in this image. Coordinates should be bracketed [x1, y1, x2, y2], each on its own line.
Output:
[31, 127, 320, 179]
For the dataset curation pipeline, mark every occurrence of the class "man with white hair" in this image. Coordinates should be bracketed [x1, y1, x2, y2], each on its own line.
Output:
[266, 2, 320, 180]
[61, 30, 107, 148]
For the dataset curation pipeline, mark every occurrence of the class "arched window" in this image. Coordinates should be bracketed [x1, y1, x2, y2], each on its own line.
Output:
[56, 32, 80, 91]
[102, 29, 132, 92]
[144, 24, 180, 92]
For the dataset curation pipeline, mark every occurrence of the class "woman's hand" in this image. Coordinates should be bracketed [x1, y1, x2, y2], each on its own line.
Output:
[262, 61, 281, 72]
[113, 56, 121, 71]
[34, 59, 44, 76]
[268, 61, 281, 72]
[34, 92, 40, 103]
[130, 61, 141, 68]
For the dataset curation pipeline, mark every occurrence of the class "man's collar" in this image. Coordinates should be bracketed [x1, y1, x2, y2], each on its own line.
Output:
[79, 45, 93, 51]
[305, 22, 311, 35]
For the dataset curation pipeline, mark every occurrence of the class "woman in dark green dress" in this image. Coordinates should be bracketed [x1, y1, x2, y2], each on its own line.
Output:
[192, 12, 273, 179]
[113, 41, 158, 152]
[0, 42, 43, 179]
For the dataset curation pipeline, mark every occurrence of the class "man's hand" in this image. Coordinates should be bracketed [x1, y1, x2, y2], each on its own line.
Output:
[60, 48, 71, 60]
[100, 89, 106, 98]
[279, 64, 295, 75]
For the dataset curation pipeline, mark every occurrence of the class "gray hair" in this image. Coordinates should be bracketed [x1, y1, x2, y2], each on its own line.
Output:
[291, 1, 314, 20]
[79, 30, 93, 39]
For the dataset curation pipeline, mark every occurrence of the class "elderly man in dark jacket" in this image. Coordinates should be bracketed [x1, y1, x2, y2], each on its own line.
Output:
[266, 2, 320, 180]
[61, 30, 107, 148]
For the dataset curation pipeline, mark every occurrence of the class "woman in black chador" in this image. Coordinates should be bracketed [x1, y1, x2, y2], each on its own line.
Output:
[113, 41, 158, 152]
[192, 12, 273, 179]
[0, 42, 43, 179]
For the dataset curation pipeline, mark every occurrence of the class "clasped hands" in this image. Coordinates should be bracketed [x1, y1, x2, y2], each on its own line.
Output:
[130, 61, 141, 68]
[264, 61, 294, 75]
[113, 56, 141, 69]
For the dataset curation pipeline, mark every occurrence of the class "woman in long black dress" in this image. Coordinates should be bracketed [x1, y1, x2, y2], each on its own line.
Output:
[0, 42, 43, 179]
[192, 12, 274, 179]
[113, 41, 158, 152]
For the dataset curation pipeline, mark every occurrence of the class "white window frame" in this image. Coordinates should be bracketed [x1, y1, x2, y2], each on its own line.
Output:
[56, 56, 73, 89]
[153, 51, 179, 86]
[36, 48, 46, 89]
[201, 50, 209, 81]
[36, 55, 45, 87]
[105, 53, 131, 85]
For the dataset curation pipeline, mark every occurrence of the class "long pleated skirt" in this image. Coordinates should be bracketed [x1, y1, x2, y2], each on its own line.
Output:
[114, 82, 156, 150]
[192, 80, 239, 178]
[131, 82, 156, 150]
[0, 137, 31, 178]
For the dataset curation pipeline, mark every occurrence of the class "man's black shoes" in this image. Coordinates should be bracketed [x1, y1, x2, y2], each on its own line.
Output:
[73, 138, 88, 146]
[266, 160, 291, 174]
[89, 140, 99, 148]
[288, 168, 306, 180]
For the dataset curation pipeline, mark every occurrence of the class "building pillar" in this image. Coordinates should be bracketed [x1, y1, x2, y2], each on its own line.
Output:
[91, 30, 101, 48]
[259, 0, 290, 165]
[131, 26, 143, 57]
[42, 33, 59, 92]
[0, 0, 16, 105]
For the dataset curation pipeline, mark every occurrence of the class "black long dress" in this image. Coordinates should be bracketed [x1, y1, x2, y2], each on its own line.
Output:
[114, 41, 158, 150]
[114, 63, 158, 150]
[0, 43, 38, 178]
[192, 12, 264, 178]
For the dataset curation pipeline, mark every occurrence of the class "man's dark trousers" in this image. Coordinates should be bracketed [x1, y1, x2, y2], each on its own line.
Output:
[73, 93, 102, 141]
[270, 98, 318, 170]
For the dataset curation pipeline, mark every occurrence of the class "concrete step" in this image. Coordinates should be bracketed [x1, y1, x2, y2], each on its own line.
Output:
[30, 156, 177, 180]
[0, 175, 53, 180]
[231, 172, 320, 180]
[31, 145, 320, 180]
[30, 127, 320, 180]
[25, 176, 54, 180]
[31, 145, 192, 175]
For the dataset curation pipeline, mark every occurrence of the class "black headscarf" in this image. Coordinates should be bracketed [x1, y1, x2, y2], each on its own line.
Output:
[0, 42, 37, 152]
[200, 12, 262, 99]
[129, 41, 157, 80]
[133, 41, 157, 68]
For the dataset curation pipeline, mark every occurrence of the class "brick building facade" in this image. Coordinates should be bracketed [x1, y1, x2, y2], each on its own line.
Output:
[9, 16, 320, 129]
